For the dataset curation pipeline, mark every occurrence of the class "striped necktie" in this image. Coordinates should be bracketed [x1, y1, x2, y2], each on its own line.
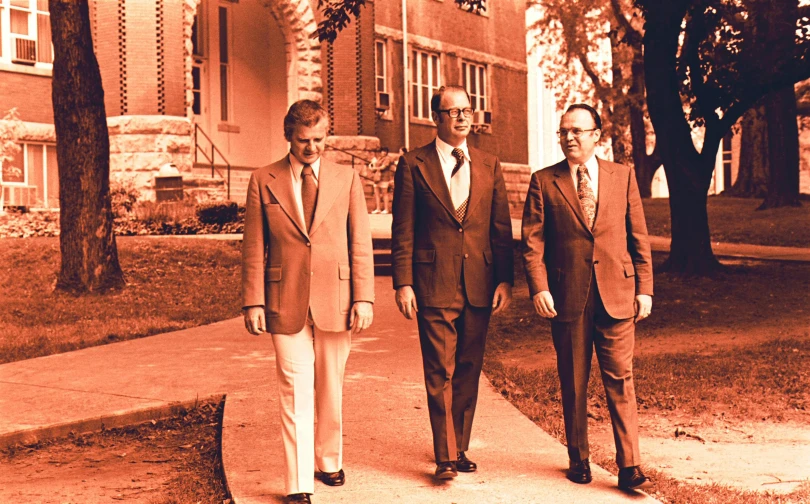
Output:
[451, 148, 469, 222]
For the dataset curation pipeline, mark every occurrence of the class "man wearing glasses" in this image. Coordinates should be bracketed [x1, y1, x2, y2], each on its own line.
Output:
[521, 104, 654, 491]
[391, 85, 513, 480]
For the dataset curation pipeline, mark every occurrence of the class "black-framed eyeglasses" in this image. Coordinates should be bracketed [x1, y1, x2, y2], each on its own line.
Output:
[557, 128, 598, 138]
[437, 108, 474, 118]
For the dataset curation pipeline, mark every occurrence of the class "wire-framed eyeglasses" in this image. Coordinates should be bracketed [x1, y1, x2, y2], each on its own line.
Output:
[437, 108, 474, 119]
[557, 128, 598, 138]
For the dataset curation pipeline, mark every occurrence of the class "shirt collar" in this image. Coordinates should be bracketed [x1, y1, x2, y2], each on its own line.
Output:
[289, 153, 321, 182]
[435, 136, 469, 162]
[567, 155, 598, 178]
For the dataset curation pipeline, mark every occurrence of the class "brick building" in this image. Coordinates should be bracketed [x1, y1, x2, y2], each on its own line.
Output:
[0, 0, 531, 210]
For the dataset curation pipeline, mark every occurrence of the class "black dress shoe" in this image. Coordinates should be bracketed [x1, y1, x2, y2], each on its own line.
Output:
[456, 451, 477, 473]
[319, 468, 345, 486]
[435, 461, 458, 479]
[618, 466, 652, 490]
[286, 493, 312, 503]
[566, 459, 593, 484]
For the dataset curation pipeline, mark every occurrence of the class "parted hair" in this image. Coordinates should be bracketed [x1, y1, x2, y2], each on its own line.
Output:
[283, 99, 329, 140]
[430, 85, 472, 114]
[565, 103, 602, 130]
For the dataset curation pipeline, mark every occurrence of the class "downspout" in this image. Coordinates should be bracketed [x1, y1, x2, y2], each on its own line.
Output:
[402, 0, 409, 150]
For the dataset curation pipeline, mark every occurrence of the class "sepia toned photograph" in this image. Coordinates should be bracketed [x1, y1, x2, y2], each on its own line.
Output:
[1, 0, 809, 502]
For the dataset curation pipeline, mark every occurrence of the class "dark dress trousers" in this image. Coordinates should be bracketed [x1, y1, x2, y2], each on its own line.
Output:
[392, 140, 513, 463]
[521, 158, 653, 468]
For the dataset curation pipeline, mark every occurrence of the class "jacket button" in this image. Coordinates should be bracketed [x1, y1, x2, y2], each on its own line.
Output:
[464, 253, 469, 259]
[458, 228, 463, 233]
[306, 242, 311, 247]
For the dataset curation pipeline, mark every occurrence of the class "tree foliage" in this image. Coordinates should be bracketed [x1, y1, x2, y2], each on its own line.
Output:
[315, 0, 487, 42]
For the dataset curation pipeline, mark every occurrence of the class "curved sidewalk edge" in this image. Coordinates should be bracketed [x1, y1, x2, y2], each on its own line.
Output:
[221, 277, 659, 504]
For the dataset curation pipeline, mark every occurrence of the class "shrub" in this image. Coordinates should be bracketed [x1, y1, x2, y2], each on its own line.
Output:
[110, 177, 140, 218]
[134, 200, 198, 225]
[197, 201, 239, 225]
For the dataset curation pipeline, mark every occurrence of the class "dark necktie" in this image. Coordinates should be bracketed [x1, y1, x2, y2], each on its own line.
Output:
[576, 164, 596, 229]
[450, 148, 469, 222]
[301, 164, 317, 232]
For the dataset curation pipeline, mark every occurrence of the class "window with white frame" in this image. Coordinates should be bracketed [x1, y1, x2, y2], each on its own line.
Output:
[411, 49, 440, 120]
[0, 0, 52, 67]
[462, 60, 487, 112]
[375, 40, 387, 93]
[0, 142, 58, 208]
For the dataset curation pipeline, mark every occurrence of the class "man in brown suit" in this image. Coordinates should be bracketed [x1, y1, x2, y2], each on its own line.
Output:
[242, 100, 374, 504]
[392, 85, 514, 480]
[522, 104, 653, 491]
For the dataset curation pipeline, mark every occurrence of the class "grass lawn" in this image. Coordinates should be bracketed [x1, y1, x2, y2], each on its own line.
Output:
[642, 196, 810, 248]
[0, 237, 242, 365]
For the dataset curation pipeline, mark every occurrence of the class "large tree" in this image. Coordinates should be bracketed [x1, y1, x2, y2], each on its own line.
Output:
[50, 0, 124, 293]
[637, 0, 810, 273]
[529, 0, 660, 195]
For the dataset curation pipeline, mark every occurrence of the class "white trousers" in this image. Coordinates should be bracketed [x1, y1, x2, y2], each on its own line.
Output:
[272, 323, 351, 495]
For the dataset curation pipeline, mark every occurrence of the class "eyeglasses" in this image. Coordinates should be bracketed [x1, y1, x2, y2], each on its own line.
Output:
[437, 108, 474, 118]
[557, 128, 598, 138]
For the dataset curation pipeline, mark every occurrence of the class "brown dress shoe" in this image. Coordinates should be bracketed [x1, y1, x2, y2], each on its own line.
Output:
[435, 461, 458, 479]
[567, 459, 593, 484]
[456, 451, 477, 472]
[618, 466, 652, 490]
[319, 468, 345, 486]
[286, 493, 312, 503]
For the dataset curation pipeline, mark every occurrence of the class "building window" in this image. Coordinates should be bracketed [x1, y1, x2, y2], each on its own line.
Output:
[218, 5, 230, 122]
[0, 142, 58, 208]
[375, 40, 387, 93]
[411, 49, 440, 120]
[462, 61, 487, 112]
[0, 0, 52, 67]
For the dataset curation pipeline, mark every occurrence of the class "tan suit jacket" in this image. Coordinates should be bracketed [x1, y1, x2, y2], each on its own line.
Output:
[391, 141, 514, 307]
[242, 156, 375, 334]
[522, 158, 653, 322]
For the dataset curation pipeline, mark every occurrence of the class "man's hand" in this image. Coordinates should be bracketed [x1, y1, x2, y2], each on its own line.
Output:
[634, 294, 652, 323]
[395, 286, 419, 319]
[532, 291, 557, 318]
[243, 306, 266, 335]
[491, 282, 512, 315]
[350, 301, 374, 333]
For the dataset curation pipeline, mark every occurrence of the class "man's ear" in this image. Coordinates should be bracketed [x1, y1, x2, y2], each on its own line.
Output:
[431, 111, 440, 125]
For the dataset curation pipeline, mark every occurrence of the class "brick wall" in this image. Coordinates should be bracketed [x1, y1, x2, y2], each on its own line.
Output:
[0, 71, 53, 123]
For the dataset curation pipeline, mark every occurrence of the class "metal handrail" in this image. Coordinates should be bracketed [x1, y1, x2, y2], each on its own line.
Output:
[326, 146, 381, 182]
[193, 123, 232, 200]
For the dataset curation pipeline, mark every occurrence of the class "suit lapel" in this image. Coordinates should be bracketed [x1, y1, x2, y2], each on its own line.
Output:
[464, 148, 487, 222]
[592, 158, 615, 233]
[308, 160, 347, 236]
[266, 158, 308, 238]
[415, 141, 456, 220]
[552, 160, 591, 234]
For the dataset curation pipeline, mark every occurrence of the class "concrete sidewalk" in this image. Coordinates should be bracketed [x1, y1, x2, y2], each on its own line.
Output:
[0, 275, 658, 503]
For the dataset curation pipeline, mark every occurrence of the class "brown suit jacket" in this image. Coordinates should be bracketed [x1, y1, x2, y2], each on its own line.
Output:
[241, 156, 375, 334]
[391, 141, 514, 308]
[522, 158, 653, 322]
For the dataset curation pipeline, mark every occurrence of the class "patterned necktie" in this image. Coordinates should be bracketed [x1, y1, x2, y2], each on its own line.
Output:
[450, 148, 469, 222]
[576, 164, 596, 229]
[301, 164, 317, 232]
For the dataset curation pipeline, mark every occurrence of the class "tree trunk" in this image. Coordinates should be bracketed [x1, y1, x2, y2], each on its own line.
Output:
[729, 105, 769, 198]
[50, 0, 125, 293]
[609, 31, 633, 167]
[759, 84, 802, 208]
[627, 38, 658, 198]
[642, 1, 722, 274]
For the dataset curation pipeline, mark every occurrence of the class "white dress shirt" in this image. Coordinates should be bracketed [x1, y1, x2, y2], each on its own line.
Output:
[435, 136, 471, 209]
[567, 155, 599, 203]
[289, 154, 320, 227]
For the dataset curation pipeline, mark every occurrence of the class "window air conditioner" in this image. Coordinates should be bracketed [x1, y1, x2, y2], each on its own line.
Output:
[376, 92, 391, 111]
[472, 110, 492, 125]
[12, 37, 37, 65]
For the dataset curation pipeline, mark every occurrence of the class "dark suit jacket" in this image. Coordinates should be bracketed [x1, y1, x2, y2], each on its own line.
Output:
[391, 140, 514, 308]
[241, 156, 375, 334]
[521, 158, 653, 322]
